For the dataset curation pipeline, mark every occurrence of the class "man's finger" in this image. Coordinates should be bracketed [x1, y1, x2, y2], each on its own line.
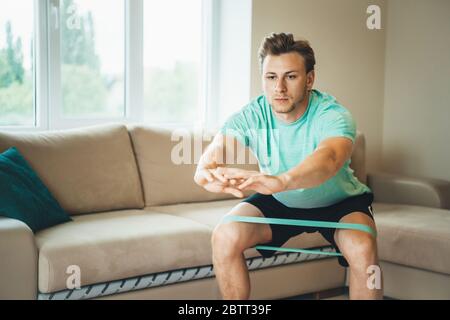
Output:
[203, 169, 214, 182]
[224, 187, 244, 198]
[238, 177, 255, 190]
[223, 170, 252, 179]
[209, 168, 228, 183]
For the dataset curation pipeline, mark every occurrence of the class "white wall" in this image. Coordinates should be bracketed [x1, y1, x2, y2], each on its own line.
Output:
[250, 0, 386, 173]
[382, 0, 450, 180]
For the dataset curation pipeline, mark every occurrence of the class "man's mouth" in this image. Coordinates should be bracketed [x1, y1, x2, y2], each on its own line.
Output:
[274, 97, 289, 103]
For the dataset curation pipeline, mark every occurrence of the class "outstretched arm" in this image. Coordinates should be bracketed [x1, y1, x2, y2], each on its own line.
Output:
[216, 136, 353, 194]
[280, 136, 353, 190]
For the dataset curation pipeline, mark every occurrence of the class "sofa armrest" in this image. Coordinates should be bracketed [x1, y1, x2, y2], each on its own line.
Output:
[0, 217, 38, 300]
[367, 171, 450, 209]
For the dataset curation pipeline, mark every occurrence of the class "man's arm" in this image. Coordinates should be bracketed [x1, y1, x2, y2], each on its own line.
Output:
[279, 136, 353, 190]
[215, 136, 354, 194]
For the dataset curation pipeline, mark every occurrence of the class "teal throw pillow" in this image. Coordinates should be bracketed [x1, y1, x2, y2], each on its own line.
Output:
[0, 147, 72, 232]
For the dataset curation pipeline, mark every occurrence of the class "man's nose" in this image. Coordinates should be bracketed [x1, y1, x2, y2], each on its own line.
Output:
[274, 79, 287, 92]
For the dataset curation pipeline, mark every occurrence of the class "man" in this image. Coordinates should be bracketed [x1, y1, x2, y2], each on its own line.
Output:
[194, 33, 383, 300]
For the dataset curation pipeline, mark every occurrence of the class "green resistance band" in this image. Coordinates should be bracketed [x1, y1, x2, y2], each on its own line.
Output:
[222, 215, 377, 257]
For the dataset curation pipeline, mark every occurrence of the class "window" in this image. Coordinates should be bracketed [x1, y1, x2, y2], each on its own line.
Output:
[0, 1, 35, 127]
[143, 0, 202, 124]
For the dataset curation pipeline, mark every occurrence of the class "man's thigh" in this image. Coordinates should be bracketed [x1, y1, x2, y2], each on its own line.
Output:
[217, 202, 273, 248]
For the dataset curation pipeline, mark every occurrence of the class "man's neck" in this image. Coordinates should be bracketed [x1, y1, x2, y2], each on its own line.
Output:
[274, 91, 311, 124]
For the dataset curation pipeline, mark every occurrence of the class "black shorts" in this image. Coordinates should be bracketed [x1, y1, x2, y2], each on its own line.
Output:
[242, 192, 375, 267]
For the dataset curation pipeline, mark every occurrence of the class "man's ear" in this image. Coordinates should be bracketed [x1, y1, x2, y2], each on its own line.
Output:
[306, 70, 315, 91]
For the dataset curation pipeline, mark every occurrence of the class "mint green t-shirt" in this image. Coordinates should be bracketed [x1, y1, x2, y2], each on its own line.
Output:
[220, 89, 372, 209]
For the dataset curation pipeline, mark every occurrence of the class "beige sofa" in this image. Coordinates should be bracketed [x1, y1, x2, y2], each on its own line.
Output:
[0, 124, 449, 300]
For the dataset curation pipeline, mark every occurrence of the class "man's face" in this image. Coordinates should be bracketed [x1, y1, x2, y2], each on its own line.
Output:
[262, 52, 314, 114]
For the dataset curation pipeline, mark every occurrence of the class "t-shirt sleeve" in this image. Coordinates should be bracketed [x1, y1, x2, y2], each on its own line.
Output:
[219, 111, 251, 147]
[317, 108, 356, 143]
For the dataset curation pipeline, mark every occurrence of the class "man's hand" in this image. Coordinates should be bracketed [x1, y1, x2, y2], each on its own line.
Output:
[214, 167, 287, 195]
[194, 167, 245, 198]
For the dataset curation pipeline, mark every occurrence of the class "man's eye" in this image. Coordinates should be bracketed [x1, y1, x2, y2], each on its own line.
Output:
[266, 76, 276, 80]
[288, 75, 297, 80]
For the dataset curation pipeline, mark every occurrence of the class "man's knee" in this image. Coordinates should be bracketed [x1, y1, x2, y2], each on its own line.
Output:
[338, 232, 378, 268]
[211, 223, 247, 258]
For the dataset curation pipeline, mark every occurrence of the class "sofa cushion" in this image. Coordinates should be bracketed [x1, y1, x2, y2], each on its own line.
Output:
[0, 124, 144, 215]
[0, 147, 72, 232]
[148, 198, 332, 259]
[373, 202, 450, 275]
[35, 209, 212, 293]
[128, 125, 259, 206]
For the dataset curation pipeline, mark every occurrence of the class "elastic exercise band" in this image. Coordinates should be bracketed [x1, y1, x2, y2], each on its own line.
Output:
[222, 215, 376, 257]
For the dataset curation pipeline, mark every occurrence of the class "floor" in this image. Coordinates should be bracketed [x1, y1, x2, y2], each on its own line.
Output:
[286, 287, 391, 300]
[286, 287, 348, 300]
[323, 294, 349, 300]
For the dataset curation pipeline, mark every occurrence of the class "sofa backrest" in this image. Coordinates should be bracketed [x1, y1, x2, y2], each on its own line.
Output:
[128, 125, 260, 206]
[0, 123, 367, 211]
[0, 124, 144, 215]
